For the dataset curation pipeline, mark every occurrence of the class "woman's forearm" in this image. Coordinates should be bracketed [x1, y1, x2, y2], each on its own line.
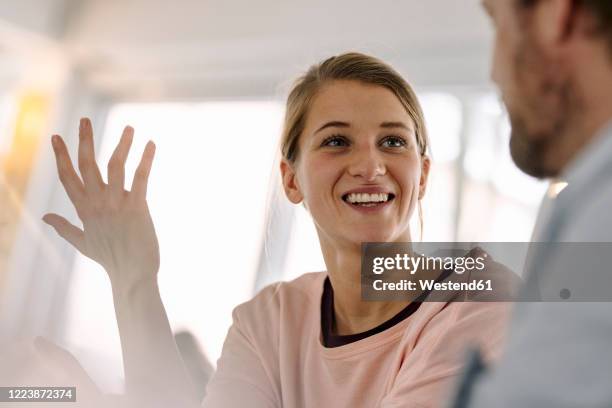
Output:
[111, 274, 200, 408]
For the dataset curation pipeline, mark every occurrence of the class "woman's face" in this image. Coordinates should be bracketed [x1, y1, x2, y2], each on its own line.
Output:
[281, 79, 430, 247]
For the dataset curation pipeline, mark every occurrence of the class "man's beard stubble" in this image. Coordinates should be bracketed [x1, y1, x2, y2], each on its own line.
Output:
[506, 39, 572, 180]
[508, 114, 558, 179]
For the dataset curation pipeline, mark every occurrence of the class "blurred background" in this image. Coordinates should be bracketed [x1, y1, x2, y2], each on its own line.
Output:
[0, 0, 549, 395]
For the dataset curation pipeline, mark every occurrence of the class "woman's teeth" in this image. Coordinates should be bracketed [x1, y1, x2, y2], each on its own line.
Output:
[344, 192, 391, 206]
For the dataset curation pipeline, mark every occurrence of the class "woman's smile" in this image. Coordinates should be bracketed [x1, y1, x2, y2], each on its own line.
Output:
[340, 186, 397, 214]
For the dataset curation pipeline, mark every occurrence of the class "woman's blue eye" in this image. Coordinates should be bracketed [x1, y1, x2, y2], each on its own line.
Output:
[322, 136, 349, 147]
[381, 136, 407, 148]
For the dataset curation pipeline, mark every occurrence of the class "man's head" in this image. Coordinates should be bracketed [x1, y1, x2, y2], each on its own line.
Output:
[482, 0, 612, 178]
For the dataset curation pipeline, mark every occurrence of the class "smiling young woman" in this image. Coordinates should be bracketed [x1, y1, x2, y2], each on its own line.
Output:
[204, 53, 511, 408]
[43, 52, 511, 408]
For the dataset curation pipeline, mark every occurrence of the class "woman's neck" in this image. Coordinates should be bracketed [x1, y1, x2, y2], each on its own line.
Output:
[319, 236, 412, 336]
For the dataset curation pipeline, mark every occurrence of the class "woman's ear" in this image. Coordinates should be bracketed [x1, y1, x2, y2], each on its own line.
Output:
[418, 155, 431, 200]
[280, 159, 304, 204]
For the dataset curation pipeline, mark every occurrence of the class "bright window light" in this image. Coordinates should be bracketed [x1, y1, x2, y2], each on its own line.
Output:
[417, 92, 463, 241]
[283, 206, 326, 282]
[419, 93, 462, 163]
[458, 94, 547, 241]
[0, 94, 16, 157]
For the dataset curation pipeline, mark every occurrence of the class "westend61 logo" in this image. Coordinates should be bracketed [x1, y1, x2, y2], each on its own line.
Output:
[363, 242, 612, 302]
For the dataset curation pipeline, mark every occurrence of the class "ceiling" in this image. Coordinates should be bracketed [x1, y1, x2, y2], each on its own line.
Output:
[1, 0, 495, 100]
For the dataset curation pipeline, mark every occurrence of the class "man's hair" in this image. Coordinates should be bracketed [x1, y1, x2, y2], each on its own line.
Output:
[519, 0, 612, 51]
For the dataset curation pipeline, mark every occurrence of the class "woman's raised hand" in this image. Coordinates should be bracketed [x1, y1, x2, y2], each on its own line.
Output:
[43, 118, 160, 292]
[43, 119, 198, 408]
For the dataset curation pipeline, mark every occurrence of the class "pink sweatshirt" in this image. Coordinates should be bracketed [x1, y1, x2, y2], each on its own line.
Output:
[202, 272, 510, 408]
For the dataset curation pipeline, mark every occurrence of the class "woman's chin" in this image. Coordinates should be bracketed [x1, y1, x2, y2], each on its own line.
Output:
[347, 229, 398, 244]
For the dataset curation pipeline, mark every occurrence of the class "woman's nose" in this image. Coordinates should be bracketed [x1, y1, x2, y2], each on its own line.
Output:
[347, 148, 386, 181]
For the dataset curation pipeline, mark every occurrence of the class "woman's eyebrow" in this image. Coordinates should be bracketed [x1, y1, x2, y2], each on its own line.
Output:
[314, 120, 412, 134]
[315, 121, 350, 134]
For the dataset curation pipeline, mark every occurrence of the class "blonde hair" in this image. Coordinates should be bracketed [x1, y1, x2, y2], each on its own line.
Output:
[280, 52, 429, 239]
[280, 52, 428, 164]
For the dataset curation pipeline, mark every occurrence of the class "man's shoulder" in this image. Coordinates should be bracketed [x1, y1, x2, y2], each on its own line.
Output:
[558, 126, 612, 241]
[561, 178, 612, 241]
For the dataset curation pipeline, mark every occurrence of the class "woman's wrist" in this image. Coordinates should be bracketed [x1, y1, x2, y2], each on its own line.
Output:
[109, 269, 159, 305]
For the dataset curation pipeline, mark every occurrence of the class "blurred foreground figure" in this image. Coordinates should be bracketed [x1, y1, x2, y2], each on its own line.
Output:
[452, 1, 612, 407]
[174, 331, 214, 401]
[0, 337, 109, 407]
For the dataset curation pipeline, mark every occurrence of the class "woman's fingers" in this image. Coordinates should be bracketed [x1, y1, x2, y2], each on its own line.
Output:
[77, 118, 105, 193]
[108, 126, 135, 201]
[51, 135, 85, 206]
[42, 213, 86, 255]
[131, 141, 156, 202]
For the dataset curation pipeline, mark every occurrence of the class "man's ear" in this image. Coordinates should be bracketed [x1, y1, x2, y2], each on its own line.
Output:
[532, 0, 575, 51]
[418, 155, 431, 200]
[280, 159, 304, 204]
